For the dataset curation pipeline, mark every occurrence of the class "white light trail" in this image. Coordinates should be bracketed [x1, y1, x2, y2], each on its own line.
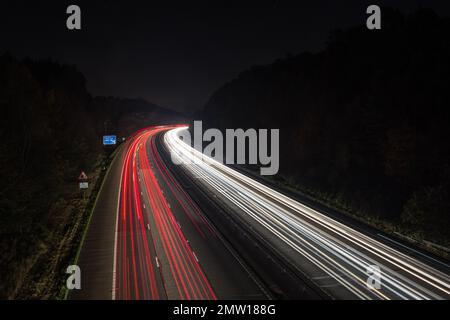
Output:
[164, 127, 450, 300]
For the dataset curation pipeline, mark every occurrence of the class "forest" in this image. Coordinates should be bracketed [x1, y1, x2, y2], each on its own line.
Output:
[0, 54, 177, 298]
[199, 8, 450, 250]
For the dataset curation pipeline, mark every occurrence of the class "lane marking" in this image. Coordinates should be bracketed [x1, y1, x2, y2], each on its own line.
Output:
[192, 251, 199, 262]
[112, 147, 125, 300]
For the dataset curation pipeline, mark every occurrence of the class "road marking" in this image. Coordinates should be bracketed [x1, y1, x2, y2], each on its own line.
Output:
[155, 257, 160, 268]
[112, 147, 125, 300]
[147, 223, 151, 230]
[192, 251, 199, 262]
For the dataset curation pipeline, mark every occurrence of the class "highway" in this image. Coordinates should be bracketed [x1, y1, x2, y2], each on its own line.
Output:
[111, 126, 268, 300]
[72, 125, 449, 300]
[162, 126, 450, 300]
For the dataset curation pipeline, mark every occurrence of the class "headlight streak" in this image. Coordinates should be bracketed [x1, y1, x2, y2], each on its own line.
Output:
[164, 127, 450, 300]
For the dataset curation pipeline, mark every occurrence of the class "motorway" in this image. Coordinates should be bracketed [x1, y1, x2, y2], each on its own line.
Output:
[72, 126, 269, 300]
[163, 126, 450, 300]
[72, 125, 450, 300]
[112, 126, 268, 299]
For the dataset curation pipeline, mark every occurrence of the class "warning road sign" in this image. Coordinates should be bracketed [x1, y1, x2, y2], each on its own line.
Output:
[78, 171, 88, 180]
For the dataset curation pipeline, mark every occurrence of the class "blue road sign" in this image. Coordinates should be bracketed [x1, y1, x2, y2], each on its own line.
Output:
[103, 135, 117, 145]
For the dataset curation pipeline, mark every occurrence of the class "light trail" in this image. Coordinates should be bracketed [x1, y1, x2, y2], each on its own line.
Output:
[114, 127, 216, 300]
[164, 126, 450, 300]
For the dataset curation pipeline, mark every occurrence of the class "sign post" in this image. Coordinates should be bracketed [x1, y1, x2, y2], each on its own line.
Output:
[79, 182, 89, 189]
[78, 171, 89, 199]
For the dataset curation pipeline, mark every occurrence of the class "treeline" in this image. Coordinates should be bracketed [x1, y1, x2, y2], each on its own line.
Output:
[0, 54, 176, 298]
[199, 8, 450, 245]
[92, 96, 185, 137]
[0, 54, 103, 298]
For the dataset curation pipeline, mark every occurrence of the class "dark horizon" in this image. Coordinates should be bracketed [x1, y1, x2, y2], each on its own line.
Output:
[2, 1, 450, 113]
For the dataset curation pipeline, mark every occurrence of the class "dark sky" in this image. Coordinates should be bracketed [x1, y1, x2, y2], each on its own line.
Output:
[1, 0, 450, 113]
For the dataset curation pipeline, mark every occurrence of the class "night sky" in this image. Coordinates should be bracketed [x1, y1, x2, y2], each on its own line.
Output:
[1, 0, 450, 113]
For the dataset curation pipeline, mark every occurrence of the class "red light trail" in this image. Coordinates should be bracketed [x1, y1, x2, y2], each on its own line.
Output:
[114, 126, 216, 300]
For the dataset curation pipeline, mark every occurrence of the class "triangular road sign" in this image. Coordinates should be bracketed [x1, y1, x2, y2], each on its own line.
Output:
[78, 171, 88, 180]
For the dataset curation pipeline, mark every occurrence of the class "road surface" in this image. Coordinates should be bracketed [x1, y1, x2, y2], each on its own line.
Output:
[71, 125, 450, 300]
[72, 126, 268, 299]
[162, 126, 450, 300]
